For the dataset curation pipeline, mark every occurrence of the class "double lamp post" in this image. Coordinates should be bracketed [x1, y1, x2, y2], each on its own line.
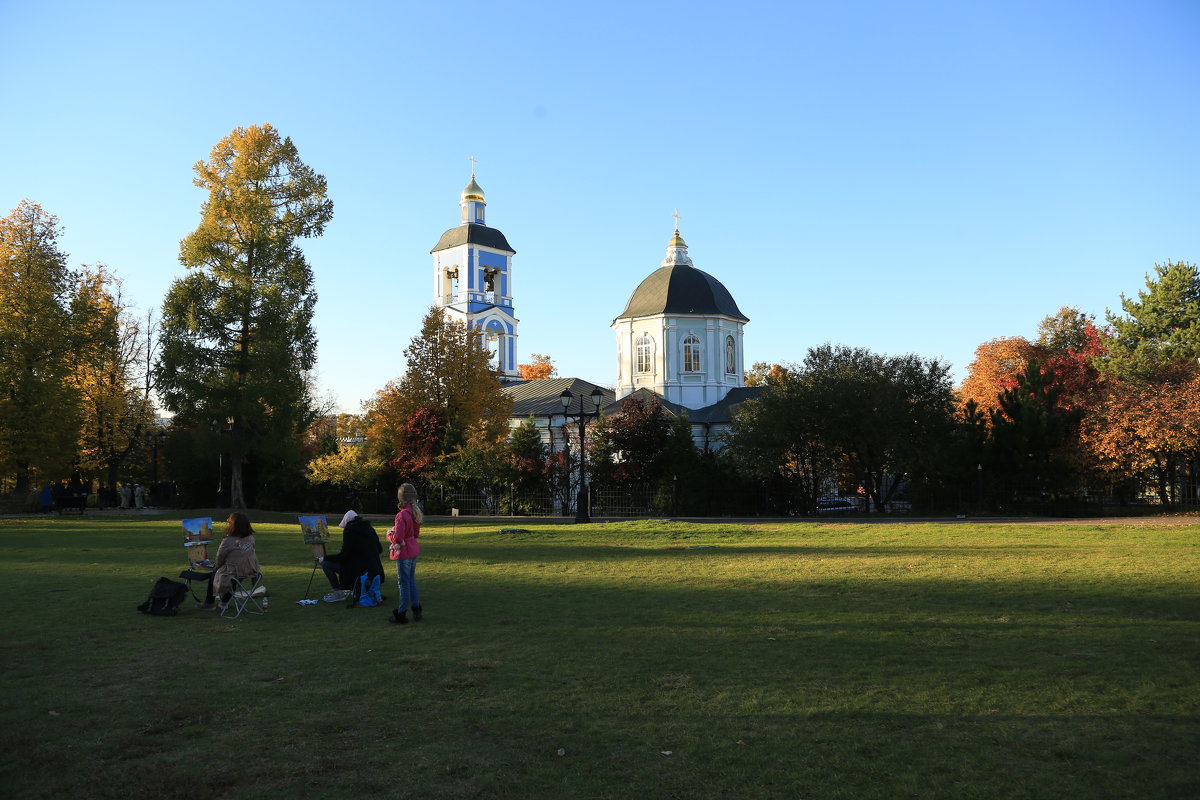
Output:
[559, 386, 604, 523]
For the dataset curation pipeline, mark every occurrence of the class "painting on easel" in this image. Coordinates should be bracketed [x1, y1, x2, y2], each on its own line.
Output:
[181, 517, 214, 568]
[298, 516, 331, 601]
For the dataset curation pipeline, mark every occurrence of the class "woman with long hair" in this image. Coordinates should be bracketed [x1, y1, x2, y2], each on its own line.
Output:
[210, 511, 261, 608]
[387, 483, 423, 624]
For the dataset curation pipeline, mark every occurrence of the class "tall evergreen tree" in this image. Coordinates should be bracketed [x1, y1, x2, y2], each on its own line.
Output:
[1102, 260, 1200, 383]
[0, 200, 80, 490]
[988, 361, 1083, 499]
[155, 124, 332, 508]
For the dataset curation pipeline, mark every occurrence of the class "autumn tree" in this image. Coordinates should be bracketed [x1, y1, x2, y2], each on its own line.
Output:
[305, 443, 385, 491]
[1082, 374, 1200, 505]
[366, 307, 512, 486]
[958, 336, 1045, 414]
[744, 362, 791, 387]
[0, 200, 81, 490]
[1036, 306, 1096, 357]
[518, 354, 557, 380]
[305, 413, 383, 492]
[593, 395, 672, 484]
[69, 266, 157, 487]
[1101, 260, 1200, 383]
[155, 124, 332, 508]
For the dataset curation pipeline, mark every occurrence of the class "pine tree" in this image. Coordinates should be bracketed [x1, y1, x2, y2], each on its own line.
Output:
[155, 124, 333, 509]
[1103, 260, 1200, 383]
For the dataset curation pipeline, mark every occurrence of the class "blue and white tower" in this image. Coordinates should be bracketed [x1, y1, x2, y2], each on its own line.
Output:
[430, 170, 520, 380]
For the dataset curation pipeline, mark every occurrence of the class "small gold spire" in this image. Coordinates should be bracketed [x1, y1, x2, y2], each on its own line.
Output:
[461, 158, 485, 203]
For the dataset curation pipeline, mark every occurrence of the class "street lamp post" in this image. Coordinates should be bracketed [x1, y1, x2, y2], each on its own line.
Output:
[146, 430, 166, 483]
[560, 386, 604, 524]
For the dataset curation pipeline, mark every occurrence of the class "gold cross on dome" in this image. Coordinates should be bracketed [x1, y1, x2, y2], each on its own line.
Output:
[672, 208, 682, 232]
[468, 156, 477, 177]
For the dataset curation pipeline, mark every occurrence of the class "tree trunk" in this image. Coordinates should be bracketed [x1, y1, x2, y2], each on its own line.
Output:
[230, 454, 246, 509]
[15, 464, 31, 495]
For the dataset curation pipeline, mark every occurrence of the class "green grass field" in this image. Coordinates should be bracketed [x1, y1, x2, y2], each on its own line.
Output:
[1, 512, 1196, 799]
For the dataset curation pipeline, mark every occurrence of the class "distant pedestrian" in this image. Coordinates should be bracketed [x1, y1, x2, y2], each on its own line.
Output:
[120, 484, 131, 509]
[134, 484, 144, 509]
[38, 484, 54, 513]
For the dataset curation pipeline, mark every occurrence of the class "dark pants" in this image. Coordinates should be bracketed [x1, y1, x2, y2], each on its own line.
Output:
[190, 572, 229, 605]
[321, 557, 344, 591]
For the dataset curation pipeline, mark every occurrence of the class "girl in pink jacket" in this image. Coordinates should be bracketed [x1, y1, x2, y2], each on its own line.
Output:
[387, 483, 423, 624]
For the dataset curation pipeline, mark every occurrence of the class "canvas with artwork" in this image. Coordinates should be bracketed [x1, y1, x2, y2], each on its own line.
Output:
[299, 516, 329, 545]
[181, 517, 214, 568]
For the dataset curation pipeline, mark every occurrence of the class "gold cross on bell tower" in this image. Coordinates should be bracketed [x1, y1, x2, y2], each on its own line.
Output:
[672, 208, 682, 232]
[468, 156, 477, 177]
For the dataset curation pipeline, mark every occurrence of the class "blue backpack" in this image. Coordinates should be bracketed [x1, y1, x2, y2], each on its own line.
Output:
[356, 573, 382, 607]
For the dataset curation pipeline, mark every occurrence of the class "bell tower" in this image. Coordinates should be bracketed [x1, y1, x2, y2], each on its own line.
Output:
[430, 166, 520, 380]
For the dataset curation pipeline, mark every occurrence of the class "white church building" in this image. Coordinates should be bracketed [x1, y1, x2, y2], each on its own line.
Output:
[427, 173, 761, 450]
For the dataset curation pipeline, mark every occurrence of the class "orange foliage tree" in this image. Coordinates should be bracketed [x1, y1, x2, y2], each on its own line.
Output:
[518, 354, 557, 380]
[1081, 373, 1200, 505]
[958, 337, 1046, 414]
[744, 362, 793, 387]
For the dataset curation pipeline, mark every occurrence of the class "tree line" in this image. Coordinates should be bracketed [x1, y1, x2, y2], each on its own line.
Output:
[3, 120, 1196, 514]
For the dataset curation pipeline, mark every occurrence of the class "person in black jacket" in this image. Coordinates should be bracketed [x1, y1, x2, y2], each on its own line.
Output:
[319, 510, 385, 603]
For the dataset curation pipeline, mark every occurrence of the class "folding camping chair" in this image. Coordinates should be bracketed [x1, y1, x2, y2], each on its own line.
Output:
[221, 573, 267, 618]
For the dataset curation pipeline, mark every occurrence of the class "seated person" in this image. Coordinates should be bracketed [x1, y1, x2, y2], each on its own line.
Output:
[195, 512, 261, 609]
[320, 510, 385, 603]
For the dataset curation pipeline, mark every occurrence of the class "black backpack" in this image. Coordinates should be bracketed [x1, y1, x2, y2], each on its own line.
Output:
[137, 577, 189, 616]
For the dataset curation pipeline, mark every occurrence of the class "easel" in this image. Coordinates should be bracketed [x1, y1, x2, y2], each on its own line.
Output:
[298, 515, 331, 601]
[179, 517, 215, 604]
[304, 540, 326, 600]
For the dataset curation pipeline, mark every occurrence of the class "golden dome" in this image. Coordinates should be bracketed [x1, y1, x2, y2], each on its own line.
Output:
[668, 229, 687, 249]
[461, 177, 486, 203]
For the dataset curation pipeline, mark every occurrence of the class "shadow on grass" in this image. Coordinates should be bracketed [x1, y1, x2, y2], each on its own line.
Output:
[1, 516, 1198, 799]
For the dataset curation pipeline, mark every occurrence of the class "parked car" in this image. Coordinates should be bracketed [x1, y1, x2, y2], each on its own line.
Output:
[816, 497, 858, 514]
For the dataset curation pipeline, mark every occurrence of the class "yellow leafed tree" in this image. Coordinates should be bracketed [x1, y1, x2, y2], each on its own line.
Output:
[69, 266, 156, 487]
[0, 200, 80, 490]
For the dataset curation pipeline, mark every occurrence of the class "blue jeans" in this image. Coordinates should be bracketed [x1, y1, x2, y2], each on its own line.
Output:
[395, 558, 419, 612]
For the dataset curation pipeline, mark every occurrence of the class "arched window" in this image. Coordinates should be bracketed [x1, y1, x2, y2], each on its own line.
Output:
[724, 335, 736, 375]
[683, 334, 702, 372]
[487, 330, 501, 368]
[635, 334, 654, 374]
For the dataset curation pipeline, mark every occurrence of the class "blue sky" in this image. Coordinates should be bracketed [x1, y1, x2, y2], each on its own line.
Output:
[2, 0, 1197, 413]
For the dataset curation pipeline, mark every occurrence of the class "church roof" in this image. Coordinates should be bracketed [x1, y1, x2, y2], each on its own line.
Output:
[613, 229, 747, 323]
[683, 386, 765, 424]
[503, 380, 764, 428]
[431, 223, 515, 254]
[614, 264, 747, 322]
[504, 377, 615, 418]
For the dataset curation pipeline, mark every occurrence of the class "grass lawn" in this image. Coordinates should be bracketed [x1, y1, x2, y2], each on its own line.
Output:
[0, 512, 1197, 799]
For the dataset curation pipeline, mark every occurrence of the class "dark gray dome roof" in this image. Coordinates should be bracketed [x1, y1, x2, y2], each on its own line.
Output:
[431, 223, 514, 254]
[615, 264, 747, 322]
